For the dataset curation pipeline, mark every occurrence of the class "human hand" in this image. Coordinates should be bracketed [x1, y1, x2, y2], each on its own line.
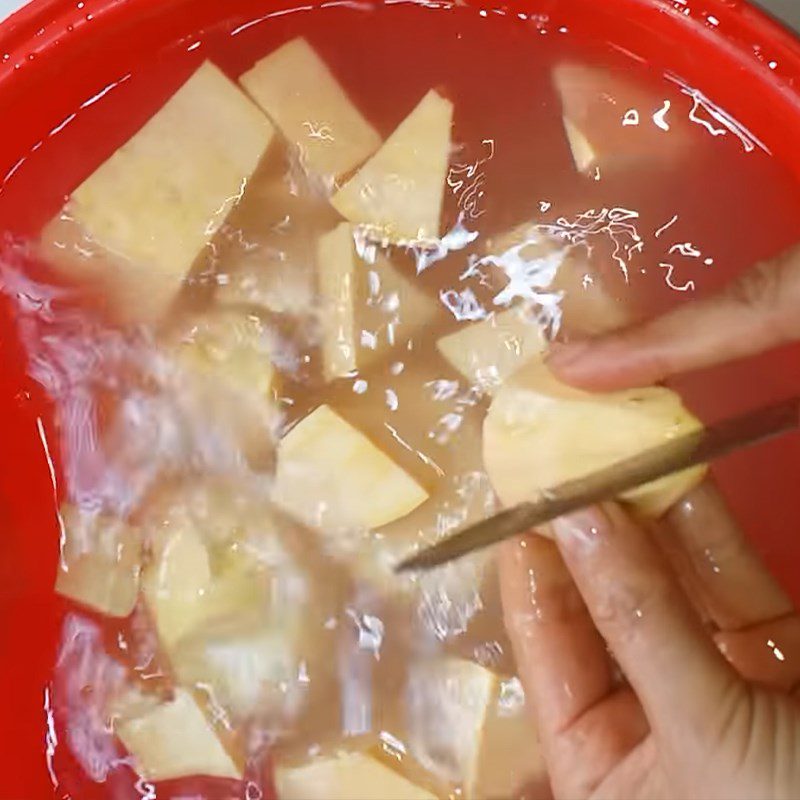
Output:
[547, 243, 800, 390]
[500, 485, 800, 800]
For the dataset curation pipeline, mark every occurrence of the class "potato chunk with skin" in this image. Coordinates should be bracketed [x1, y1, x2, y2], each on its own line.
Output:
[273, 404, 428, 530]
[331, 90, 453, 242]
[483, 359, 706, 518]
[276, 752, 437, 800]
[55, 504, 142, 618]
[115, 688, 240, 782]
[317, 222, 439, 382]
[42, 62, 275, 322]
[435, 306, 546, 393]
[240, 37, 381, 180]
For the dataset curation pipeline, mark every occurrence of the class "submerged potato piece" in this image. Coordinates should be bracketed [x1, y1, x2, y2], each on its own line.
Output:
[317, 222, 439, 382]
[331, 90, 453, 242]
[485, 224, 633, 337]
[170, 309, 275, 397]
[44, 62, 274, 322]
[240, 37, 381, 180]
[554, 62, 689, 176]
[55, 504, 142, 618]
[483, 360, 706, 518]
[273, 404, 428, 530]
[318, 223, 358, 380]
[276, 752, 437, 800]
[436, 306, 545, 393]
[142, 526, 214, 649]
[406, 658, 496, 795]
[170, 613, 302, 722]
[473, 677, 545, 800]
[116, 688, 240, 782]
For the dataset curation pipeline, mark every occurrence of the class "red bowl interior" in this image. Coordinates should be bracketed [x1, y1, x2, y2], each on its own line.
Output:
[1, 0, 800, 795]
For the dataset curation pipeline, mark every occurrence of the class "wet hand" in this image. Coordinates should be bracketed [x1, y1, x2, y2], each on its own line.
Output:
[546, 243, 800, 391]
[500, 485, 800, 800]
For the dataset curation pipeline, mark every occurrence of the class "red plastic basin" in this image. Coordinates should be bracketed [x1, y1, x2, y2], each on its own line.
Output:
[0, 0, 799, 797]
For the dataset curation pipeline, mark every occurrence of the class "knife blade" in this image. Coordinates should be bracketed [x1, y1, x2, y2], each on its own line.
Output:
[395, 396, 800, 573]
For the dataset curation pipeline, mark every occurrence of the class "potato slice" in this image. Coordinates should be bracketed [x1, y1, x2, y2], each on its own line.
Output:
[483, 360, 706, 518]
[273, 404, 428, 530]
[331, 90, 453, 242]
[42, 62, 274, 322]
[115, 688, 240, 782]
[169, 309, 275, 398]
[276, 752, 437, 800]
[317, 222, 439, 382]
[318, 223, 358, 380]
[485, 225, 633, 336]
[142, 526, 214, 649]
[406, 658, 496, 795]
[170, 612, 303, 722]
[554, 62, 689, 176]
[435, 306, 545, 393]
[55, 504, 142, 618]
[473, 677, 545, 800]
[240, 37, 381, 180]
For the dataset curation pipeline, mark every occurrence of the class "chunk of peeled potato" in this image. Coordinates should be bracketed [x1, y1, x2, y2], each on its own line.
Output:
[169, 309, 275, 398]
[55, 504, 142, 618]
[473, 677, 546, 800]
[240, 37, 381, 180]
[554, 62, 689, 176]
[406, 657, 496, 795]
[115, 688, 240, 782]
[435, 306, 545, 393]
[485, 225, 633, 337]
[317, 222, 438, 382]
[42, 62, 274, 323]
[483, 360, 706, 518]
[331, 90, 453, 242]
[273, 404, 428, 530]
[276, 752, 437, 800]
[170, 612, 303, 722]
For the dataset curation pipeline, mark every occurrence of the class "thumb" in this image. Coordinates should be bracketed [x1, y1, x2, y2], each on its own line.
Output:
[548, 243, 800, 390]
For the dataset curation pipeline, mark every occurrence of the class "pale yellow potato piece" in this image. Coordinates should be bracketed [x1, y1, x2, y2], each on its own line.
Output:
[331, 90, 453, 242]
[436, 307, 545, 393]
[240, 37, 381, 180]
[44, 62, 274, 322]
[563, 116, 597, 173]
[170, 309, 275, 397]
[55, 504, 142, 618]
[145, 534, 273, 653]
[473, 677, 545, 800]
[170, 613, 302, 721]
[317, 222, 439, 382]
[554, 62, 690, 176]
[142, 526, 213, 649]
[318, 223, 358, 380]
[406, 658, 496, 796]
[273, 404, 428, 530]
[276, 752, 437, 800]
[486, 225, 633, 336]
[116, 688, 240, 782]
[483, 360, 706, 518]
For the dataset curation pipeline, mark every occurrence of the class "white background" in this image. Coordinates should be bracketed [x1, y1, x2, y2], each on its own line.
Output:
[0, 0, 798, 27]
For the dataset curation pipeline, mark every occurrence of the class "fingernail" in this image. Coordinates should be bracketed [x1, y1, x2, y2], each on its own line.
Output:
[552, 506, 610, 556]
